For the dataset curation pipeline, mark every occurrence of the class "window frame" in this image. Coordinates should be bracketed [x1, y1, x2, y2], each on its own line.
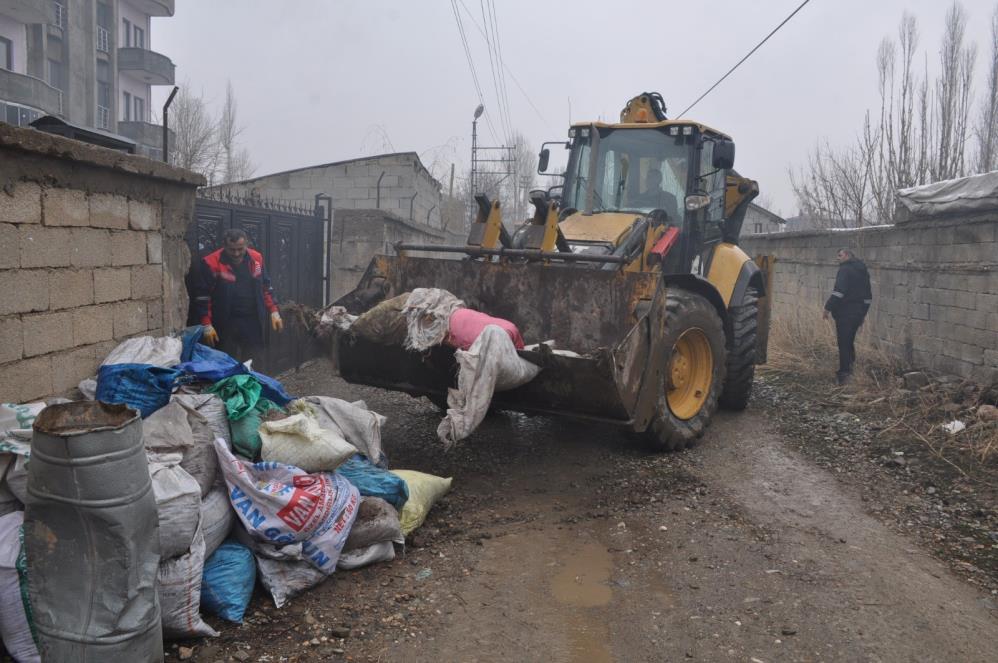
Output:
[122, 91, 132, 121]
[133, 96, 144, 123]
[122, 18, 131, 47]
[134, 26, 145, 49]
[0, 36, 12, 71]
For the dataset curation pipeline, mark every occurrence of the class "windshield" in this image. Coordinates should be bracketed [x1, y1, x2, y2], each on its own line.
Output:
[563, 127, 691, 222]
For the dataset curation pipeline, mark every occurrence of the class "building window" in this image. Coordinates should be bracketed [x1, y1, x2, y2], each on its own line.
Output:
[96, 60, 111, 129]
[134, 27, 145, 49]
[47, 59, 63, 90]
[134, 96, 144, 122]
[122, 18, 131, 47]
[0, 37, 11, 71]
[122, 91, 131, 121]
[52, 2, 67, 29]
[96, 2, 111, 52]
[754, 223, 763, 234]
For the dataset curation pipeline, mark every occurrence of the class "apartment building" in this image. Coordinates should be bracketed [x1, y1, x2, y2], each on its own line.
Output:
[0, 0, 175, 158]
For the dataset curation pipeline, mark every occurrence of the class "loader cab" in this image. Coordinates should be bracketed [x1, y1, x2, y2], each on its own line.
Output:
[559, 123, 732, 273]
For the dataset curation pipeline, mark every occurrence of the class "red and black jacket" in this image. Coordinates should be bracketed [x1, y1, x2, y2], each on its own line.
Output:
[195, 248, 278, 335]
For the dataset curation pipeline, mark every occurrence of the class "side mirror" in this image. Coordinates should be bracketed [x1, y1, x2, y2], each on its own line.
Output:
[712, 139, 735, 169]
[538, 148, 550, 173]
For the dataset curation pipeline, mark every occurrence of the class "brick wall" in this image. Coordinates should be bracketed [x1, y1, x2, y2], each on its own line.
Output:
[0, 123, 203, 403]
[741, 214, 998, 384]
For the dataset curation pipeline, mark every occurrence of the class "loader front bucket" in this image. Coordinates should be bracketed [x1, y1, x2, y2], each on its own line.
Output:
[334, 255, 664, 427]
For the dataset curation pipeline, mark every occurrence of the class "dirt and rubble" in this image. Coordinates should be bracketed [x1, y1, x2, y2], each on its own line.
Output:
[156, 358, 998, 663]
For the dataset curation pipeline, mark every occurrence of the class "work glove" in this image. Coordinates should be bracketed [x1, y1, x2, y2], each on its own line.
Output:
[271, 312, 284, 332]
[202, 325, 219, 346]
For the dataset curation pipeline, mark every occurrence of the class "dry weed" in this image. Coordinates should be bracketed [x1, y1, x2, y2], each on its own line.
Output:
[761, 306, 998, 467]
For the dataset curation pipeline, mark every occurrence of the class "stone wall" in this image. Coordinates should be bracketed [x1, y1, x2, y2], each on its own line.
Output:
[741, 214, 998, 384]
[0, 123, 203, 403]
[329, 209, 464, 301]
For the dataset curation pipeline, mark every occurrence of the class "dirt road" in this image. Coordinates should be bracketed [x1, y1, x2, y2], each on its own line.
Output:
[188, 361, 998, 663]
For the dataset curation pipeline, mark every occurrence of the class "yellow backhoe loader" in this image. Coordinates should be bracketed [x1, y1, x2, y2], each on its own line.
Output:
[333, 92, 772, 450]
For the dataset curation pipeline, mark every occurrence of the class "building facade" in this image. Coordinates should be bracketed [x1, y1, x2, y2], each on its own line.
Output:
[0, 0, 175, 158]
[218, 152, 448, 231]
[741, 202, 785, 235]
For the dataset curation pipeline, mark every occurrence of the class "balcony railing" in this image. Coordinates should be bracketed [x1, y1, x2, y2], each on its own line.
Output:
[52, 1, 65, 28]
[117, 47, 175, 85]
[0, 68, 63, 116]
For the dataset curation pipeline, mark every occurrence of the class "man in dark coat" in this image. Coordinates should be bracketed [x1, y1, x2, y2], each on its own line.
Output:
[195, 228, 283, 361]
[823, 248, 872, 384]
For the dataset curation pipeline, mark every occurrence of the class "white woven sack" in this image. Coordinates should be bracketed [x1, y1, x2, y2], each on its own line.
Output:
[259, 414, 357, 472]
[157, 526, 218, 639]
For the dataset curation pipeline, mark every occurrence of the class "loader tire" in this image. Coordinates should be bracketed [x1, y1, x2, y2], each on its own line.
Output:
[719, 288, 759, 411]
[646, 289, 726, 452]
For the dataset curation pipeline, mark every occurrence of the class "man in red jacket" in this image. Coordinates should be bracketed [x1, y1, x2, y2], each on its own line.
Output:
[194, 228, 283, 361]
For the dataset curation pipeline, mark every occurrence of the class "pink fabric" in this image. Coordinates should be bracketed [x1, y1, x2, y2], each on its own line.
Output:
[446, 308, 525, 350]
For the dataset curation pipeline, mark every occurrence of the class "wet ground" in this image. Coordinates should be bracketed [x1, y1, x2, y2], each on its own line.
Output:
[175, 359, 998, 663]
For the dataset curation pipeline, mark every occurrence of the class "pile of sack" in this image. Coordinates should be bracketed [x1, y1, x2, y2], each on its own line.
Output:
[333, 288, 542, 448]
[0, 328, 454, 654]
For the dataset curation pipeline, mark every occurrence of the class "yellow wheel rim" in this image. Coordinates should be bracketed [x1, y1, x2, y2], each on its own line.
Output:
[666, 328, 713, 420]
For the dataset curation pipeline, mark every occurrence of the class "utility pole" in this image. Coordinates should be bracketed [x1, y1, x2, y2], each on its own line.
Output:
[449, 163, 455, 198]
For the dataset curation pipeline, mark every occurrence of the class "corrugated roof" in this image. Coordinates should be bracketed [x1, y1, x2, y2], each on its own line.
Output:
[229, 151, 441, 188]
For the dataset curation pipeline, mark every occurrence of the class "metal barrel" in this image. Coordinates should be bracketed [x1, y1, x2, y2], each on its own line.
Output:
[336, 255, 662, 426]
[25, 401, 163, 663]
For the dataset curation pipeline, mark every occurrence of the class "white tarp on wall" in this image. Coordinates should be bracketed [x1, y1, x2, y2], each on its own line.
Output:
[897, 170, 998, 219]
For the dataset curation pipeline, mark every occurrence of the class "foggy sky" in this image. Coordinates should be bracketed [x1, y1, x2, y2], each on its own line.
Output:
[152, 0, 996, 216]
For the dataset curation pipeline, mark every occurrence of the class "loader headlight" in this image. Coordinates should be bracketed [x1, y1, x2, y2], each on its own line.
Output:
[685, 194, 711, 211]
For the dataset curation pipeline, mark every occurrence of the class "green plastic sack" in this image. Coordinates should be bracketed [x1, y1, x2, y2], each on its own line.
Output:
[228, 398, 280, 460]
[208, 375, 263, 421]
[391, 470, 452, 536]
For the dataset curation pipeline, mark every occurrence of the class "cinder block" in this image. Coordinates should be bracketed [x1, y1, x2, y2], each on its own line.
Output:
[68, 227, 112, 268]
[51, 345, 99, 393]
[0, 182, 41, 225]
[147, 302, 163, 331]
[49, 269, 94, 310]
[89, 193, 129, 229]
[0, 316, 23, 365]
[94, 267, 131, 303]
[72, 304, 114, 345]
[0, 223, 17, 269]
[113, 300, 148, 337]
[0, 356, 52, 402]
[43, 188, 89, 226]
[131, 264, 163, 300]
[111, 231, 148, 266]
[19, 225, 72, 268]
[146, 233, 163, 264]
[0, 269, 49, 315]
[22, 310, 74, 357]
[128, 200, 161, 231]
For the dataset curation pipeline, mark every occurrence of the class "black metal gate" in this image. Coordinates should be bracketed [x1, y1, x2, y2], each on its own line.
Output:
[186, 192, 329, 376]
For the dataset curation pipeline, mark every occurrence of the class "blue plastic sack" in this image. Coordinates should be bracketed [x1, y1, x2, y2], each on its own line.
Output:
[177, 335, 293, 406]
[200, 540, 256, 623]
[251, 370, 292, 406]
[336, 455, 409, 510]
[179, 325, 206, 362]
[95, 363, 180, 418]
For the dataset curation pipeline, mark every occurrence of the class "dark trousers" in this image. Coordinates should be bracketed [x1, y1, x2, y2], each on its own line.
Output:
[834, 313, 865, 380]
[216, 315, 264, 365]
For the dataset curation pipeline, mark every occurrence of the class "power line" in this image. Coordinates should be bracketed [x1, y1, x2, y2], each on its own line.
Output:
[456, 0, 551, 130]
[487, 0, 515, 139]
[450, 0, 499, 142]
[479, 0, 512, 142]
[677, 0, 814, 118]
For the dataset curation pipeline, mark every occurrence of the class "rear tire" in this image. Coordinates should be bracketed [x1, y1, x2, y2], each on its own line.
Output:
[645, 289, 726, 452]
[719, 288, 759, 411]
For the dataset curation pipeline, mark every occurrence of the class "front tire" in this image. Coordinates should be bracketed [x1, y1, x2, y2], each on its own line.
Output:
[645, 289, 726, 451]
[719, 288, 759, 411]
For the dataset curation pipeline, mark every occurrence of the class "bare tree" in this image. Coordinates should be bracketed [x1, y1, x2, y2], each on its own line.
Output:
[931, 2, 977, 181]
[509, 131, 538, 224]
[169, 83, 219, 183]
[789, 139, 872, 228]
[975, 5, 998, 172]
[217, 81, 255, 183]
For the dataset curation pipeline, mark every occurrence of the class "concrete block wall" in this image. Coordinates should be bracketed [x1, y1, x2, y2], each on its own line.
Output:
[741, 215, 998, 384]
[0, 123, 203, 403]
